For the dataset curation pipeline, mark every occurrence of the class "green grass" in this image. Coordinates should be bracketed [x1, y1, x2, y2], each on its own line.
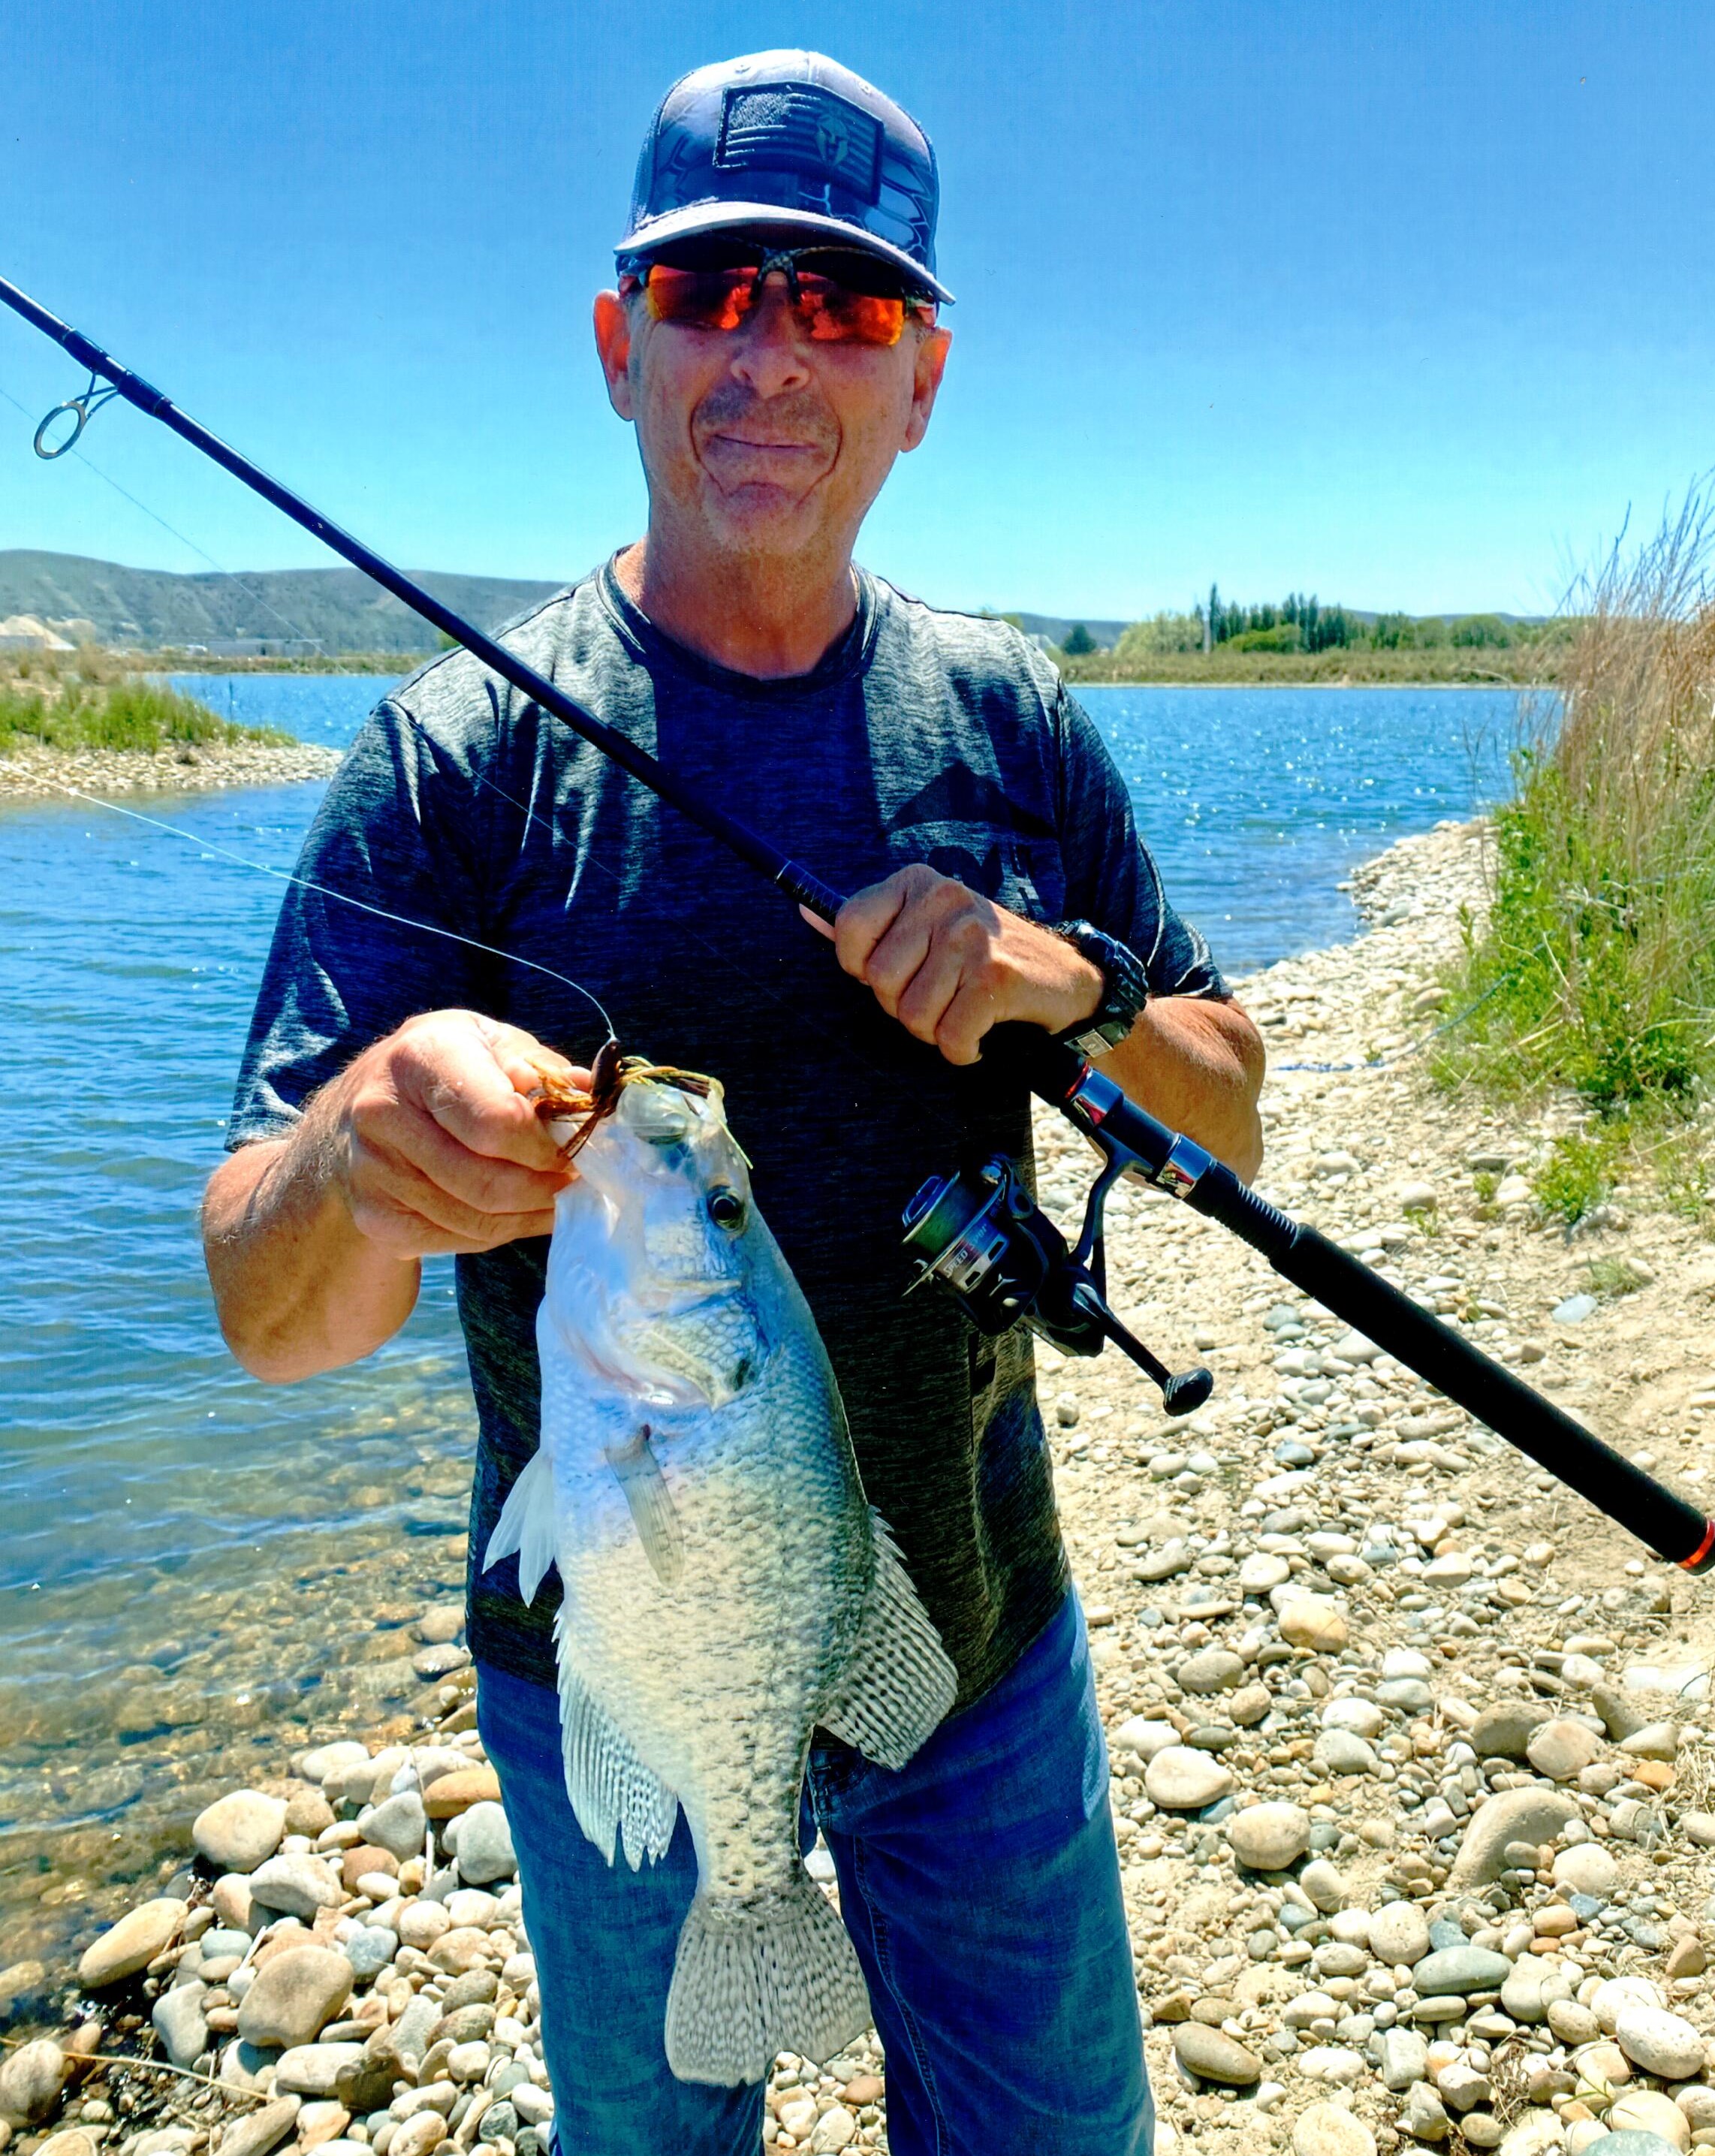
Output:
[1429, 493, 1715, 1229]
[0, 676, 293, 753]
[1054, 644, 1556, 687]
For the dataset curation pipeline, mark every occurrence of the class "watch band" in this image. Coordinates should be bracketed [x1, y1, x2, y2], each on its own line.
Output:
[1051, 919, 1150, 1058]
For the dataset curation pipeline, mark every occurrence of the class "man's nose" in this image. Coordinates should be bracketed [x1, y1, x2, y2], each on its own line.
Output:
[727, 277, 813, 397]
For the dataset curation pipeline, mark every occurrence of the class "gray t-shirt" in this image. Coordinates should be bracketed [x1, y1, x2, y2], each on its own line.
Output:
[230, 562, 1227, 1708]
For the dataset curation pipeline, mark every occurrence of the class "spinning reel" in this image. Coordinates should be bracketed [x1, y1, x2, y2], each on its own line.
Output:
[902, 1125, 1215, 1418]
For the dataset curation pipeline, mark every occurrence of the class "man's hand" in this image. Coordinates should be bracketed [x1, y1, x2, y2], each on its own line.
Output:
[309, 1010, 580, 1257]
[203, 1011, 583, 1383]
[808, 865, 1102, 1066]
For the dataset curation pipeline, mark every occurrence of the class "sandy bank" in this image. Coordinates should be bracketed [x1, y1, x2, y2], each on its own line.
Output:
[0, 742, 342, 801]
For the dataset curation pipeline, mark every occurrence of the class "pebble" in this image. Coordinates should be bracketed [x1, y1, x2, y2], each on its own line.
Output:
[1594, 1977, 1665, 2034]
[1300, 2047, 1367, 2085]
[364, 1792, 430, 1863]
[238, 1944, 354, 2048]
[1322, 1697, 1385, 1738]
[1225, 1802, 1312, 1870]
[1471, 1704, 1551, 1759]
[248, 1853, 342, 1919]
[1177, 1648, 1246, 1693]
[0, 2042, 65, 2127]
[1111, 1717, 1179, 1762]
[273, 2046, 367, 2100]
[1171, 2025, 1261, 2085]
[1552, 1842, 1618, 1898]
[1369, 1901, 1433, 1965]
[191, 1790, 288, 1874]
[1292, 2102, 1377, 2156]
[1144, 1747, 1235, 1810]
[1450, 1788, 1581, 1885]
[1596, 2134, 1687, 2156]
[1526, 1719, 1603, 1781]
[1379, 2029, 1429, 2091]
[421, 1766, 502, 1819]
[1413, 1945, 1516, 1996]
[442, 1802, 516, 1883]
[149, 1982, 209, 2068]
[1314, 1729, 1378, 1776]
[1614, 2004, 1710, 2081]
[1279, 1596, 1351, 1651]
[76, 1897, 185, 1986]
[1608, 2092, 1692, 2151]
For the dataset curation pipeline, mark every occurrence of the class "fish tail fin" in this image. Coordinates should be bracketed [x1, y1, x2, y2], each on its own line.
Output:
[665, 1869, 870, 2086]
[817, 1509, 958, 1771]
[482, 1449, 558, 1603]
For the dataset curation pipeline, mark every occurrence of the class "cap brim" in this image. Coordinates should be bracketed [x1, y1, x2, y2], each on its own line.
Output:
[616, 201, 954, 303]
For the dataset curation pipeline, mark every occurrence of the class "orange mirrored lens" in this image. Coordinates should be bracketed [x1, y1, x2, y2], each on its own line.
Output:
[643, 265, 911, 347]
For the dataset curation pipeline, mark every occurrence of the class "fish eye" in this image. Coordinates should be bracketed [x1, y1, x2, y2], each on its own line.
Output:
[707, 1186, 746, 1232]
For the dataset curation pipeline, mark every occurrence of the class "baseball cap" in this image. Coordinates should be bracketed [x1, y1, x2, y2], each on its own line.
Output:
[618, 50, 953, 304]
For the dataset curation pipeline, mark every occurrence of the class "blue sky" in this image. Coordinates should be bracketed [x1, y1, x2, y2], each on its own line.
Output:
[1, 0, 1709, 620]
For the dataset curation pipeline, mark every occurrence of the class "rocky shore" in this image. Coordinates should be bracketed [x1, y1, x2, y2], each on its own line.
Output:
[0, 742, 342, 800]
[7, 816, 1715, 2156]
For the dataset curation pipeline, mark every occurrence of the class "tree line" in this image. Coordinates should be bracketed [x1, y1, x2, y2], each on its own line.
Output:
[1051, 592, 1560, 661]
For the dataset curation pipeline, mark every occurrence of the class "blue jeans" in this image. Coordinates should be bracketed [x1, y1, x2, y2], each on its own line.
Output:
[478, 1589, 1151, 2155]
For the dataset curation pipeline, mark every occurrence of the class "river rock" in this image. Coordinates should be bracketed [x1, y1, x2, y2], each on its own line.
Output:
[1407, 2082, 1451, 2142]
[1497, 2117, 1566, 2156]
[1226, 1803, 1311, 1871]
[1614, 2004, 1708, 2080]
[284, 1788, 336, 1839]
[1596, 2133, 1688, 2156]
[1471, 1704, 1550, 1759]
[1239, 1553, 1292, 1592]
[396, 1900, 451, 1950]
[421, 1767, 502, 1819]
[77, 1897, 185, 1987]
[1111, 1717, 1178, 1762]
[211, 1874, 256, 1932]
[193, 1791, 288, 1875]
[273, 2046, 366, 2100]
[216, 2097, 302, 2156]
[1413, 1946, 1515, 1997]
[1279, 1595, 1349, 1651]
[343, 1925, 397, 1980]
[1314, 1729, 1377, 1776]
[1178, 1648, 1246, 1694]
[249, 1853, 341, 1919]
[1593, 1976, 1663, 2034]
[444, 1801, 515, 1883]
[300, 1740, 371, 1787]
[1501, 1954, 1575, 2023]
[151, 1980, 209, 2068]
[1527, 1720, 1602, 1781]
[1144, 1747, 1234, 1810]
[1450, 1787, 1581, 1885]
[0, 2040, 65, 2126]
[1300, 1860, 1348, 1913]
[1379, 2028, 1429, 2091]
[1551, 1843, 1617, 1898]
[238, 1946, 354, 2049]
[1547, 1999, 1599, 2045]
[1608, 2093, 1691, 2152]
[1619, 1722, 1680, 1760]
[1322, 1697, 1385, 1739]
[1370, 1901, 1432, 1966]
[37, 2134, 100, 2156]
[1172, 2025, 1261, 2085]
[1292, 2101, 1376, 2156]
[363, 1792, 429, 1863]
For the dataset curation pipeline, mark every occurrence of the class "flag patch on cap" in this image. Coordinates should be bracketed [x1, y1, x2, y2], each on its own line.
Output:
[716, 84, 883, 203]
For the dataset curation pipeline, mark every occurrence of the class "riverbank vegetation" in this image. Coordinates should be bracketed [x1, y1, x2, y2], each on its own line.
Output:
[1428, 495, 1715, 1226]
[0, 653, 291, 752]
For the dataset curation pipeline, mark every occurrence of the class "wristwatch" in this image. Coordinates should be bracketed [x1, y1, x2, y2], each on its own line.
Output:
[1051, 920, 1150, 1058]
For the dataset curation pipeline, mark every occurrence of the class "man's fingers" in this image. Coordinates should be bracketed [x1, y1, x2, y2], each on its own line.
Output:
[399, 1016, 569, 1171]
[347, 1135, 562, 1253]
[799, 904, 835, 941]
[831, 870, 924, 982]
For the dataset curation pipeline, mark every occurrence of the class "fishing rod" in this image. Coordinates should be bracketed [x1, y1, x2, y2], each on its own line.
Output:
[5, 268, 1711, 1579]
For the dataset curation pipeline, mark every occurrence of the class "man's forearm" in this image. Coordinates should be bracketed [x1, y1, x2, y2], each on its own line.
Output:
[202, 1122, 420, 1385]
[1099, 995, 1266, 1182]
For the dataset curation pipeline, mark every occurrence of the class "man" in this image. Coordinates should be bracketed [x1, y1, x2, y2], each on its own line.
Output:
[203, 49, 1264, 2156]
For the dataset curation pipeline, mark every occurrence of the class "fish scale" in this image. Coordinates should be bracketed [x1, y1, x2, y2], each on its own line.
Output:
[484, 1069, 957, 2084]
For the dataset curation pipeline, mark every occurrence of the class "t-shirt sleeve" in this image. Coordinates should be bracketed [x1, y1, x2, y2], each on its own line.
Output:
[1053, 685, 1229, 999]
[227, 696, 493, 1148]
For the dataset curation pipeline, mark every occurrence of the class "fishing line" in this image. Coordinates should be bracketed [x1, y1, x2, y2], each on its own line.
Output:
[34, 778, 617, 1039]
[0, 378, 323, 652]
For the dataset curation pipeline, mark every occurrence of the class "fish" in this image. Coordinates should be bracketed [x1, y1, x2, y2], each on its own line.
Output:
[483, 1063, 958, 2085]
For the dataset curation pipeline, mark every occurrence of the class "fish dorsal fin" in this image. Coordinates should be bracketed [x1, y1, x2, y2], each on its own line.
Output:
[553, 1627, 679, 1871]
[603, 1424, 686, 1587]
[817, 1509, 958, 1770]
[481, 1449, 559, 1604]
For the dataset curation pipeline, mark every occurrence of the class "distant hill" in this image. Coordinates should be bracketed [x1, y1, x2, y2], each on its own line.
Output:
[1011, 612, 1129, 649]
[0, 551, 565, 654]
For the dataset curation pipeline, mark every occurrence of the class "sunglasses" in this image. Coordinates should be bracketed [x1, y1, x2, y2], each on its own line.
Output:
[619, 244, 936, 348]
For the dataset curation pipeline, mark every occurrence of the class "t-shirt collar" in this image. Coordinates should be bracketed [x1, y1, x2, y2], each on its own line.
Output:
[595, 553, 880, 695]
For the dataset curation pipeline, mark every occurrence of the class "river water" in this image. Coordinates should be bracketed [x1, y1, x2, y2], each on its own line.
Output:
[0, 676, 1521, 1968]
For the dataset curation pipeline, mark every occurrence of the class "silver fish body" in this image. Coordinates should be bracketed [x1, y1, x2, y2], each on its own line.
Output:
[484, 1074, 957, 2085]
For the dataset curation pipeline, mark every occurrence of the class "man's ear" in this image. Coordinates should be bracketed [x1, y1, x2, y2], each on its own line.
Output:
[903, 323, 952, 453]
[593, 290, 636, 421]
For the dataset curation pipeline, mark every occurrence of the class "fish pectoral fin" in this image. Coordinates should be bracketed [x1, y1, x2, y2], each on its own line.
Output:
[482, 1447, 559, 1604]
[603, 1425, 685, 1588]
[553, 1641, 678, 1872]
[818, 1509, 959, 1772]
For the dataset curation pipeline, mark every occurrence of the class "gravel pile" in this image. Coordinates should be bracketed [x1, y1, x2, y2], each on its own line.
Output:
[7, 815, 1715, 2156]
[0, 743, 341, 799]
